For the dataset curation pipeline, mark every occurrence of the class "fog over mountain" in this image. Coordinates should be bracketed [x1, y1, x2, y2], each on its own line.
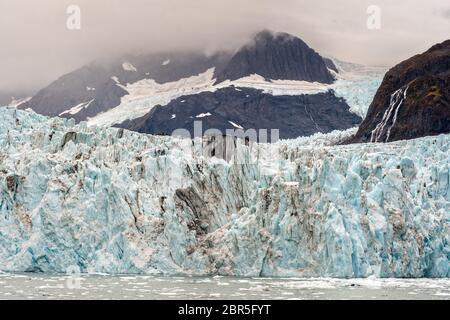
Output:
[0, 0, 449, 94]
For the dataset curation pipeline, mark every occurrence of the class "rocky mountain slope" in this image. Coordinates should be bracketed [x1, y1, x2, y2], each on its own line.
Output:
[214, 30, 335, 84]
[19, 52, 230, 122]
[349, 40, 450, 143]
[119, 87, 361, 140]
[0, 107, 448, 277]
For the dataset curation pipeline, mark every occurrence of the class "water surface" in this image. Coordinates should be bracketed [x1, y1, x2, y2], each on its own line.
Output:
[0, 273, 449, 300]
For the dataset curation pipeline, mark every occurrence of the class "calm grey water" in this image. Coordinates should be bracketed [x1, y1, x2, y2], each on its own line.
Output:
[0, 273, 449, 300]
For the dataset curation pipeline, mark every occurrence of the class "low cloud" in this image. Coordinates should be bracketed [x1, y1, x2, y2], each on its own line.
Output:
[0, 0, 449, 93]
[442, 9, 450, 19]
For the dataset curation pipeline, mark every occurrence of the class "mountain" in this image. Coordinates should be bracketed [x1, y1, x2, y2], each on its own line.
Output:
[0, 90, 33, 107]
[114, 31, 368, 139]
[0, 106, 448, 277]
[19, 52, 231, 122]
[349, 40, 450, 143]
[214, 30, 335, 84]
[18, 30, 379, 140]
[119, 87, 361, 140]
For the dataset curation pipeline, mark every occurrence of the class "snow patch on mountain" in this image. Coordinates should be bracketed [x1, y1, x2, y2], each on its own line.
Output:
[8, 97, 31, 108]
[196, 113, 212, 118]
[217, 74, 331, 95]
[88, 68, 218, 127]
[59, 99, 95, 116]
[111, 76, 120, 84]
[228, 120, 244, 129]
[122, 62, 138, 72]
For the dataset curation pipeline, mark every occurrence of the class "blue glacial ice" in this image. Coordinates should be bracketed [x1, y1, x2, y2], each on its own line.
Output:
[330, 60, 386, 118]
[0, 107, 448, 277]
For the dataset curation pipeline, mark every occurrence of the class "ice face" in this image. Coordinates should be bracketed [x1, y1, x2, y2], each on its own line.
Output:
[0, 107, 448, 277]
[329, 61, 385, 118]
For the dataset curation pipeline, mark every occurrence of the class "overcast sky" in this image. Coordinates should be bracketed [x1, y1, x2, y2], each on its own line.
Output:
[0, 0, 449, 94]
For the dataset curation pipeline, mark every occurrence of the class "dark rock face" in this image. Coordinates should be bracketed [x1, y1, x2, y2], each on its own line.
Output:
[19, 52, 231, 122]
[349, 40, 450, 143]
[19, 64, 122, 120]
[214, 30, 335, 84]
[118, 87, 361, 140]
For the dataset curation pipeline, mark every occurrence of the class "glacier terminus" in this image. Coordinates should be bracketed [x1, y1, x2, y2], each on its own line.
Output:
[0, 107, 448, 278]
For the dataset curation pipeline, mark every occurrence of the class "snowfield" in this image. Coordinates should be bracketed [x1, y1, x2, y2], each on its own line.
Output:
[0, 107, 448, 277]
[88, 68, 218, 127]
[87, 60, 386, 128]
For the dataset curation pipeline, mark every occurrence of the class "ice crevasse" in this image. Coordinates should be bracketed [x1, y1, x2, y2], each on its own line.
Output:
[0, 107, 448, 277]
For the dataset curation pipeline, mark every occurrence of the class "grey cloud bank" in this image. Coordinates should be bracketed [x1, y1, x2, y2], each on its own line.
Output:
[0, 0, 449, 93]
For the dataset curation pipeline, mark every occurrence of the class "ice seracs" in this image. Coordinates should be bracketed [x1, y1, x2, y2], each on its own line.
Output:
[328, 58, 386, 118]
[0, 107, 448, 277]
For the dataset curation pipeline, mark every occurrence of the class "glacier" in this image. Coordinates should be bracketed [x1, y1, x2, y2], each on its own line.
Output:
[0, 107, 448, 277]
[87, 61, 385, 128]
[330, 60, 385, 118]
